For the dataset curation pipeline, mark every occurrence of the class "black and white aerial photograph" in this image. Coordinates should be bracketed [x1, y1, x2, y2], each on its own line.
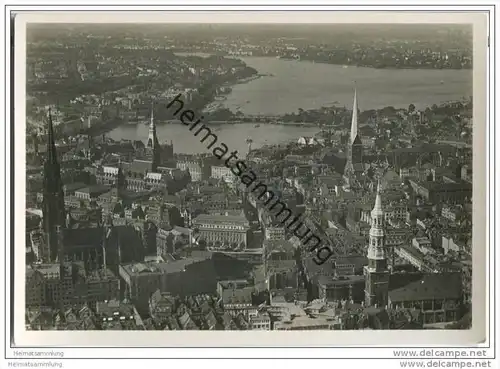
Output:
[23, 19, 476, 334]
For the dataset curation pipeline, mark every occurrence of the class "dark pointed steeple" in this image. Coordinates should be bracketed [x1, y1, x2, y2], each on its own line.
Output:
[146, 102, 161, 171]
[349, 85, 363, 163]
[42, 109, 66, 262]
[102, 214, 114, 277]
[350, 85, 359, 145]
[344, 86, 364, 181]
[46, 109, 58, 166]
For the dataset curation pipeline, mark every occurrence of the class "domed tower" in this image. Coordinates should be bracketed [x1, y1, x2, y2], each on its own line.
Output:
[364, 180, 390, 307]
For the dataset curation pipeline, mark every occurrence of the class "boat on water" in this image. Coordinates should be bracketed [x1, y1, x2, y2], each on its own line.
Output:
[440, 80, 445, 84]
[254, 124, 261, 128]
[342, 65, 349, 69]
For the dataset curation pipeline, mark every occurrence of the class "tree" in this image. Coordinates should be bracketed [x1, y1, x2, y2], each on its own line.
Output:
[408, 103, 416, 114]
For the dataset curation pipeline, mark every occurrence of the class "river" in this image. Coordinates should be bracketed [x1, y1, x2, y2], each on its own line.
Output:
[108, 56, 472, 154]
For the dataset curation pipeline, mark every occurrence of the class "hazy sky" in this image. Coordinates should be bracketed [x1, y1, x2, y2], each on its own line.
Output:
[27, 22, 472, 43]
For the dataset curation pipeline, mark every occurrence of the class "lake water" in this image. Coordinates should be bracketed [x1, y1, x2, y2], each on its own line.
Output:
[108, 123, 320, 155]
[223, 57, 472, 114]
[108, 56, 472, 154]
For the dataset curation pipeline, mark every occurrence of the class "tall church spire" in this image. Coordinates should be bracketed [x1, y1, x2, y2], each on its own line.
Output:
[102, 215, 114, 278]
[364, 179, 390, 307]
[368, 180, 386, 260]
[146, 102, 160, 171]
[42, 109, 66, 263]
[150, 103, 155, 129]
[147, 102, 157, 146]
[46, 109, 58, 166]
[372, 180, 383, 218]
[350, 86, 358, 144]
[344, 86, 363, 181]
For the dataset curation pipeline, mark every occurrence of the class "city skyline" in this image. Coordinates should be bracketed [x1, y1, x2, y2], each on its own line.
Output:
[13, 13, 486, 349]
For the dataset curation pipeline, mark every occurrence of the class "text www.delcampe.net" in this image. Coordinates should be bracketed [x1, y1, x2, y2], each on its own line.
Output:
[395, 350, 492, 368]
[398, 360, 491, 368]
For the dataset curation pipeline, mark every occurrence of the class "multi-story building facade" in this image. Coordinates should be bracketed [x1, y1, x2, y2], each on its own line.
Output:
[192, 213, 251, 250]
[211, 166, 235, 181]
[149, 289, 176, 323]
[25, 262, 120, 309]
[441, 204, 465, 223]
[156, 227, 175, 257]
[265, 226, 286, 241]
[73, 185, 111, 203]
[216, 280, 257, 318]
[176, 159, 210, 182]
[95, 299, 145, 330]
[318, 275, 365, 303]
[96, 166, 121, 186]
[409, 180, 472, 205]
[119, 256, 215, 315]
[249, 312, 272, 330]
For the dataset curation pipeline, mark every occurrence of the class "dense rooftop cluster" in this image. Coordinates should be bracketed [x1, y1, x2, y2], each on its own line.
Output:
[25, 26, 472, 331]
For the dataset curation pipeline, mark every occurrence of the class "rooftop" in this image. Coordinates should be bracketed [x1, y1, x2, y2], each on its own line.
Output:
[85, 268, 119, 282]
[122, 255, 212, 276]
[193, 213, 249, 225]
[412, 180, 472, 192]
[64, 182, 87, 192]
[317, 275, 365, 287]
[389, 272, 462, 302]
[96, 300, 135, 318]
[218, 279, 253, 290]
[75, 184, 111, 196]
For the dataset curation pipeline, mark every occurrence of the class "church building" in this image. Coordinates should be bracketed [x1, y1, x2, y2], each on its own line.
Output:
[363, 181, 464, 324]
